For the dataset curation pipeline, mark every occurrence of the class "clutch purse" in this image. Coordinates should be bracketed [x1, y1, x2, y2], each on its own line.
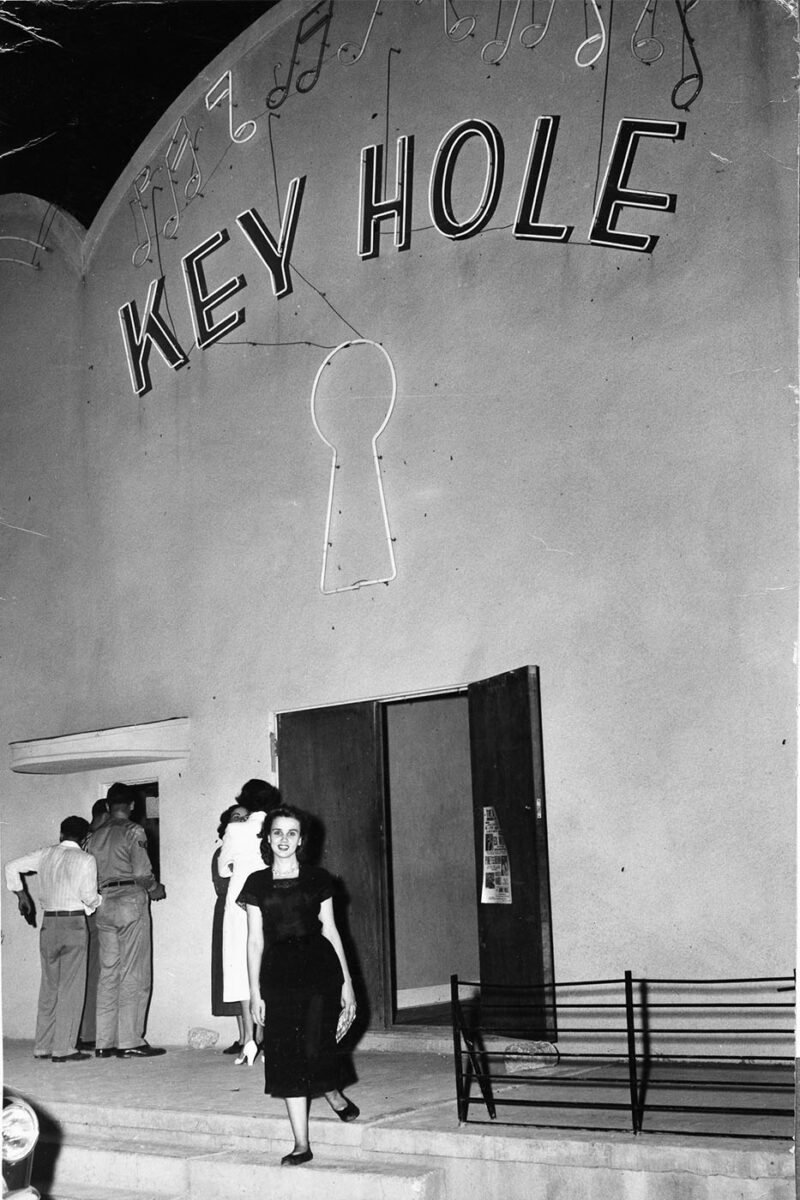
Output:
[336, 1007, 354, 1043]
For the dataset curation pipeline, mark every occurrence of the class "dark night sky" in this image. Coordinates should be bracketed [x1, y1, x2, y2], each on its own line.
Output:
[0, 0, 276, 228]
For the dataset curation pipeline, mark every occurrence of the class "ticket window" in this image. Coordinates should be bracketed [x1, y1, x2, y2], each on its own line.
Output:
[101, 779, 160, 880]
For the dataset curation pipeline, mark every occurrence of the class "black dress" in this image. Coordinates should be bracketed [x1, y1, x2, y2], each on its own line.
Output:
[238, 864, 344, 1098]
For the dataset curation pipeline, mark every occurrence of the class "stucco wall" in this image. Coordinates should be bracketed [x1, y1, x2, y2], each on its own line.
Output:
[1, 0, 796, 1046]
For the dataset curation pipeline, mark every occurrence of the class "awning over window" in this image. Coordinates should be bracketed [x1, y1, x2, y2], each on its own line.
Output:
[9, 717, 190, 774]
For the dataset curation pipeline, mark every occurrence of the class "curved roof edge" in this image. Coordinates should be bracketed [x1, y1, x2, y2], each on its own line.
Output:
[83, 0, 304, 272]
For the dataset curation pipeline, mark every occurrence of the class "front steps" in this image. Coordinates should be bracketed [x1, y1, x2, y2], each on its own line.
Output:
[6, 1042, 789, 1200]
[43, 1136, 441, 1200]
[33, 1100, 793, 1200]
[35, 1112, 444, 1200]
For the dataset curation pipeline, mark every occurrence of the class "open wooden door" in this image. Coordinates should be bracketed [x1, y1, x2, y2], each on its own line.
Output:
[468, 666, 556, 1038]
[276, 702, 391, 1028]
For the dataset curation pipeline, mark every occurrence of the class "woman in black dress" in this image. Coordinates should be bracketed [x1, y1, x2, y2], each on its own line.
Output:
[240, 805, 358, 1165]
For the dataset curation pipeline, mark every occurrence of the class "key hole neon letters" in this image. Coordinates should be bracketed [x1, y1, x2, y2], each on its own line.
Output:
[118, 116, 685, 397]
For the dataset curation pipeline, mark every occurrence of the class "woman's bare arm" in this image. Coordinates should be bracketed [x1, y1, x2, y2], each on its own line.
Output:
[320, 897, 356, 1013]
[246, 903, 266, 1026]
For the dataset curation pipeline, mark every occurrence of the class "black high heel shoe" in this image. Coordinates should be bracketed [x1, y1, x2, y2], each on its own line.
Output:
[333, 1098, 360, 1122]
[281, 1148, 313, 1165]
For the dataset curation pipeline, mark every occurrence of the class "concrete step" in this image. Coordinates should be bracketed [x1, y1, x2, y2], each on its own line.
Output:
[38, 1106, 362, 1159]
[47, 1188, 186, 1200]
[36, 1127, 444, 1200]
[35, 1129, 192, 1197]
[188, 1150, 442, 1200]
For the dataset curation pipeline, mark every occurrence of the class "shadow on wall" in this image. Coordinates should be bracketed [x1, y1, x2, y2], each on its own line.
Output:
[303, 813, 371, 1047]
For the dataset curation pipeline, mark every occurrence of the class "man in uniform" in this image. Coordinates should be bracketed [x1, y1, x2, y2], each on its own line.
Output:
[78, 797, 112, 1049]
[5, 815, 102, 1062]
[85, 782, 167, 1058]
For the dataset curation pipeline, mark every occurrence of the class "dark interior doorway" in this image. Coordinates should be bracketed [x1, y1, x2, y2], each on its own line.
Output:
[384, 692, 479, 1024]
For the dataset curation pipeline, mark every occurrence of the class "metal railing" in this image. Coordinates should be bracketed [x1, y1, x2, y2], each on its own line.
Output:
[450, 971, 795, 1138]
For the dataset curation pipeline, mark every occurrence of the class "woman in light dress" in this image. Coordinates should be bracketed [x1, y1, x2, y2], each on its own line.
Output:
[218, 779, 280, 1063]
[211, 806, 247, 1054]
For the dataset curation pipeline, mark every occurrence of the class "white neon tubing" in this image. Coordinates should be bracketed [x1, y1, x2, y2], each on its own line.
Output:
[310, 339, 398, 595]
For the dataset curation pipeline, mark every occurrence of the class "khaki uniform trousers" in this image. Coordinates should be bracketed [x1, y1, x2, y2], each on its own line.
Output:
[94, 886, 152, 1051]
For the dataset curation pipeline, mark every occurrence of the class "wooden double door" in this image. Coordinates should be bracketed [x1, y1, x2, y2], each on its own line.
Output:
[276, 666, 555, 1035]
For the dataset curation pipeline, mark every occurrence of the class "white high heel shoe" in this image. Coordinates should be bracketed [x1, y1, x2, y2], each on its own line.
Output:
[234, 1039, 258, 1066]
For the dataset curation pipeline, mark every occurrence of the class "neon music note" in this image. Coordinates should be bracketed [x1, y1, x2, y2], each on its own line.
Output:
[631, 0, 664, 64]
[481, 0, 524, 65]
[671, 0, 703, 111]
[162, 117, 202, 240]
[338, 0, 382, 65]
[575, 0, 606, 67]
[0, 235, 47, 269]
[444, 0, 476, 43]
[267, 0, 333, 110]
[130, 166, 153, 267]
[205, 70, 257, 143]
[520, 0, 557, 49]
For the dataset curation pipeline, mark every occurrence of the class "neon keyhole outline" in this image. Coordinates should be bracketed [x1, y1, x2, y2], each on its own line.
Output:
[310, 338, 398, 595]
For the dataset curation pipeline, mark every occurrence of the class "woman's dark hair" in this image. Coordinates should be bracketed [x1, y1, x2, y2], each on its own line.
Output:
[236, 778, 281, 813]
[217, 803, 246, 840]
[261, 804, 308, 865]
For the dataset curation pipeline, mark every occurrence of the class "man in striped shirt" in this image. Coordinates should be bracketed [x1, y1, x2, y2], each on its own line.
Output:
[5, 815, 102, 1062]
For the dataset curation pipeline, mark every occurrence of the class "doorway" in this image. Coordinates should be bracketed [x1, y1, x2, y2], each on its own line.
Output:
[276, 666, 556, 1034]
[384, 692, 479, 1023]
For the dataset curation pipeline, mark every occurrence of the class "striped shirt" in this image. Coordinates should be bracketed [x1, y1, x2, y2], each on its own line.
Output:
[5, 840, 101, 914]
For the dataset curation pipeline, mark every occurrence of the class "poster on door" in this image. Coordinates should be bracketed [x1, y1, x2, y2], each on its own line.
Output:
[481, 806, 512, 905]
